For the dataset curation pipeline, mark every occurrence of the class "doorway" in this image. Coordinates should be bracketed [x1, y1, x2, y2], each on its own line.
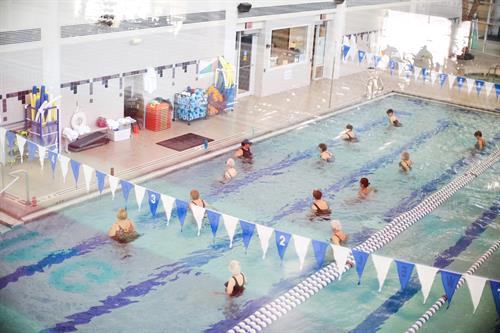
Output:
[236, 32, 257, 97]
[311, 22, 327, 80]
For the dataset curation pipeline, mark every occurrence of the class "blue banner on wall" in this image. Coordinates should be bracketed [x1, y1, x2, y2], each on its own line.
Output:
[95, 171, 106, 194]
[120, 180, 133, 206]
[358, 50, 366, 63]
[240, 220, 255, 251]
[175, 199, 188, 229]
[147, 190, 160, 217]
[206, 210, 221, 238]
[352, 249, 369, 285]
[70, 160, 80, 185]
[395, 260, 415, 290]
[312, 240, 329, 269]
[439, 73, 448, 87]
[440, 270, 462, 307]
[48, 150, 58, 175]
[490, 280, 500, 317]
[274, 230, 291, 260]
[27, 141, 37, 162]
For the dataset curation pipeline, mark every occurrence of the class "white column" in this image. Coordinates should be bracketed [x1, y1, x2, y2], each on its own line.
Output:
[224, 1, 238, 66]
[41, 1, 61, 96]
[332, 2, 346, 80]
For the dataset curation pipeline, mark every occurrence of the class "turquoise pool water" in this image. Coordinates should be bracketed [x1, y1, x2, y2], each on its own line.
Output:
[0, 94, 498, 332]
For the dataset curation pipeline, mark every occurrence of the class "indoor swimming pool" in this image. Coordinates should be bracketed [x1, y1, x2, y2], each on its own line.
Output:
[0, 94, 498, 333]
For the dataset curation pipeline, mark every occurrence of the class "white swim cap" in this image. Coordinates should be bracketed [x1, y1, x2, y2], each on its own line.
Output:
[331, 220, 342, 230]
[229, 260, 241, 275]
[226, 158, 235, 168]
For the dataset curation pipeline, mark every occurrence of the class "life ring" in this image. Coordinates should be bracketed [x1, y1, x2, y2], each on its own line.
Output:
[71, 111, 87, 131]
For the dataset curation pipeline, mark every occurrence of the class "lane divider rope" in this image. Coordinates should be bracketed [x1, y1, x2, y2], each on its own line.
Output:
[406, 238, 500, 333]
[228, 149, 500, 333]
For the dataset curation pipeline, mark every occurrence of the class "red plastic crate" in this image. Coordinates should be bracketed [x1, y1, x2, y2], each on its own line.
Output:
[146, 102, 172, 131]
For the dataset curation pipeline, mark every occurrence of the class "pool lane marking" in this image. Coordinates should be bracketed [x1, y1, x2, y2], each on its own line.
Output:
[350, 200, 500, 333]
[0, 231, 39, 252]
[269, 120, 456, 223]
[206, 113, 411, 199]
[0, 235, 109, 290]
[42, 150, 475, 333]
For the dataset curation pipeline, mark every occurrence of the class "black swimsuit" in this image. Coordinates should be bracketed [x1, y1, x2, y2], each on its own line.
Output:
[224, 273, 246, 297]
[191, 200, 206, 208]
[242, 148, 252, 160]
[313, 203, 331, 219]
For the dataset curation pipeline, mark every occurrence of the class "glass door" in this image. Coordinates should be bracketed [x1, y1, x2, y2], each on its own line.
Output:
[236, 32, 256, 97]
[311, 22, 327, 80]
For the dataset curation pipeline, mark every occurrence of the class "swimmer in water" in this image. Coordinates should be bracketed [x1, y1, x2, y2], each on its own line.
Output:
[318, 143, 333, 162]
[108, 208, 139, 243]
[386, 109, 402, 127]
[341, 124, 357, 141]
[223, 158, 237, 182]
[234, 139, 253, 163]
[310, 189, 331, 220]
[224, 260, 246, 297]
[190, 189, 207, 208]
[474, 130, 486, 150]
[330, 220, 348, 245]
[358, 177, 376, 199]
[399, 151, 412, 172]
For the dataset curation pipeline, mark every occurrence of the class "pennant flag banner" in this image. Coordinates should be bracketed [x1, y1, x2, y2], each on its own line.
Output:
[416, 264, 439, 303]
[293, 234, 311, 270]
[58, 155, 70, 183]
[48, 150, 58, 175]
[256, 224, 273, 259]
[395, 259, 415, 290]
[191, 204, 206, 236]
[275, 230, 291, 261]
[175, 199, 189, 229]
[82, 164, 94, 192]
[475, 80, 485, 95]
[389, 59, 396, 74]
[496, 83, 500, 98]
[372, 254, 393, 291]
[342, 45, 351, 60]
[38, 146, 46, 169]
[312, 240, 329, 269]
[398, 62, 405, 76]
[108, 175, 119, 199]
[374, 55, 382, 68]
[441, 270, 462, 307]
[439, 73, 447, 87]
[160, 194, 175, 224]
[490, 280, 500, 317]
[120, 180, 133, 205]
[147, 190, 160, 218]
[16, 135, 26, 163]
[6, 131, 15, 153]
[413, 66, 421, 81]
[465, 77, 474, 94]
[135, 185, 146, 211]
[421, 68, 429, 81]
[0, 127, 6, 165]
[430, 71, 438, 85]
[70, 159, 80, 185]
[95, 170, 106, 193]
[240, 220, 255, 251]
[464, 275, 487, 313]
[484, 82, 494, 97]
[332, 244, 350, 278]
[223, 214, 238, 248]
[27, 141, 37, 162]
[358, 50, 366, 64]
[206, 209, 221, 238]
[448, 74, 456, 89]
[352, 249, 369, 285]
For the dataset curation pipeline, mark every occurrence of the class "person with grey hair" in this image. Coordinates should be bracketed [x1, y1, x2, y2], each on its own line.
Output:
[330, 220, 348, 245]
[224, 260, 246, 297]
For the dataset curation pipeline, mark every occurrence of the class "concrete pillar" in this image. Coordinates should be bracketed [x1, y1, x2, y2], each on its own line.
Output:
[41, 1, 61, 97]
[332, 2, 346, 80]
[224, 1, 238, 66]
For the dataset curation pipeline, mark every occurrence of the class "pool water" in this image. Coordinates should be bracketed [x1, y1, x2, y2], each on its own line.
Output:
[0, 94, 498, 333]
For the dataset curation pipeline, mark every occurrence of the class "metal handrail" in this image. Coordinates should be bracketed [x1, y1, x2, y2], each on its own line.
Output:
[0, 167, 30, 204]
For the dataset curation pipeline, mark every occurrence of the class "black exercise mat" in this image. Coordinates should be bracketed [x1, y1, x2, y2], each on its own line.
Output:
[156, 133, 213, 151]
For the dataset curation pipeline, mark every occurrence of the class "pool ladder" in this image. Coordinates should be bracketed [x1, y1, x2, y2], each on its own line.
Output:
[0, 164, 30, 205]
[229, 149, 500, 333]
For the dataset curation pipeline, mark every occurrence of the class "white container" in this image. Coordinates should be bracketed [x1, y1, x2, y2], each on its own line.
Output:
[110, 127, 131, 142]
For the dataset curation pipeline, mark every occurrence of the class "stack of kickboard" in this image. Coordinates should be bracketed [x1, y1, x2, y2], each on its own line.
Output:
[173, 87, 208, 125]
[145, 99, 172, 131]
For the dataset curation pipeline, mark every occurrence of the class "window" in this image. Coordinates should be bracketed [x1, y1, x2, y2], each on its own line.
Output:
[270, 26, 308, 68]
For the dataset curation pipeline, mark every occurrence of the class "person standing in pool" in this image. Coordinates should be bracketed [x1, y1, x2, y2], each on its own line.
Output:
[399, 151, 413, 172]
[341, 124, 357, 141]
[318, 143, 333, 162]
[330, 220, 348, 245]
[225, 260, 246, 297]
[234, 139, 253, 163]
[108, 208, 139, 243]
[190, 189, 207, 208]
[358, 177, 376, 199]
[474, 131, 486, 150]
[310, 189, 331, 220]
[223, 158, 238, 182]
[386, 109, 402, 127]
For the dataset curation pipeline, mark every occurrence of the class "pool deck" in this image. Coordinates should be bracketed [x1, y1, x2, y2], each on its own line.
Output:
[0, 56, 499, 224]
